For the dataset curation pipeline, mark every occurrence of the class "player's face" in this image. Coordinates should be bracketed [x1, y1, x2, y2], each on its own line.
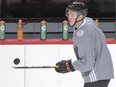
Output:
[67, 10, 77, 26]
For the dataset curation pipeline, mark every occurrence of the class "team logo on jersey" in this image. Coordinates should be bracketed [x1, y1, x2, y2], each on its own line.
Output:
[77, 30, 84, 37]
[87, 20, 92, 24]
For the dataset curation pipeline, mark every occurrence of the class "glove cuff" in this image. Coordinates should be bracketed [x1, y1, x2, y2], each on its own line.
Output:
[66, 60, 75, 72]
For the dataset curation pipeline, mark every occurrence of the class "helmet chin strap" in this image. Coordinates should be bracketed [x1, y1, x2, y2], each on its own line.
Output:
[71, 14, 85, 27]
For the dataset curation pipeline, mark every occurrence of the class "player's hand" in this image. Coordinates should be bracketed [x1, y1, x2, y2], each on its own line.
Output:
[55, 60, 75, 73]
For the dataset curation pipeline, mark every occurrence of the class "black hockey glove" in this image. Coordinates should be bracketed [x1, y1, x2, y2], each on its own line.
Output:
[55, 60, 75, 73]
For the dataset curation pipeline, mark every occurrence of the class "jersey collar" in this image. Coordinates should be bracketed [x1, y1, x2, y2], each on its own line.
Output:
[75, 18, 86, 30]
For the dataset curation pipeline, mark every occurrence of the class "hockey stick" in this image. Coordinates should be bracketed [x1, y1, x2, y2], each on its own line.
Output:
[12, 66, 59, 69]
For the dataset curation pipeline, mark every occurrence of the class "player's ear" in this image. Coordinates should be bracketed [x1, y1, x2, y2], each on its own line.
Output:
[76, 14, 83, 21]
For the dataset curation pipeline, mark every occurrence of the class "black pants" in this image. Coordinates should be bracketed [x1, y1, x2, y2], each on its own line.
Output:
[84, 80, 110, 87]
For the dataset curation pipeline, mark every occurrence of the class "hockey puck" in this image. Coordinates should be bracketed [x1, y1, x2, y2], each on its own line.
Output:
[14, 58, 20, 65]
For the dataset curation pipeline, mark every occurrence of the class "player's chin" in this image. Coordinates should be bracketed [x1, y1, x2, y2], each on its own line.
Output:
[69, 22, 74, 27]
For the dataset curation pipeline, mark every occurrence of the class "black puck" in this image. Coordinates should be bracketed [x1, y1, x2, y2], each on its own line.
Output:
[14, 58, 20, 65]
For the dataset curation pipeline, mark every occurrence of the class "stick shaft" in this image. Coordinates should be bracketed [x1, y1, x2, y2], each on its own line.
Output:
[13, 66, 59, 69]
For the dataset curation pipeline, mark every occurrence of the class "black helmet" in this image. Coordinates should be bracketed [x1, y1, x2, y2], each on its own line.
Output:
[65, 1, 88, 17]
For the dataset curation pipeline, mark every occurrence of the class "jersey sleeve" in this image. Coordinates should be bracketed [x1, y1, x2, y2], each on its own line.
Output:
[72, 36, 95, 73]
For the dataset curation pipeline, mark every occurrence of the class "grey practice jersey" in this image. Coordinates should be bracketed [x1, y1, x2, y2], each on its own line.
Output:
[72, 17, 114, 83]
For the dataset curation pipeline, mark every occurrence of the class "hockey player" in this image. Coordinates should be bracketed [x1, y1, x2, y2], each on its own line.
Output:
[55, 1, 114, 87]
